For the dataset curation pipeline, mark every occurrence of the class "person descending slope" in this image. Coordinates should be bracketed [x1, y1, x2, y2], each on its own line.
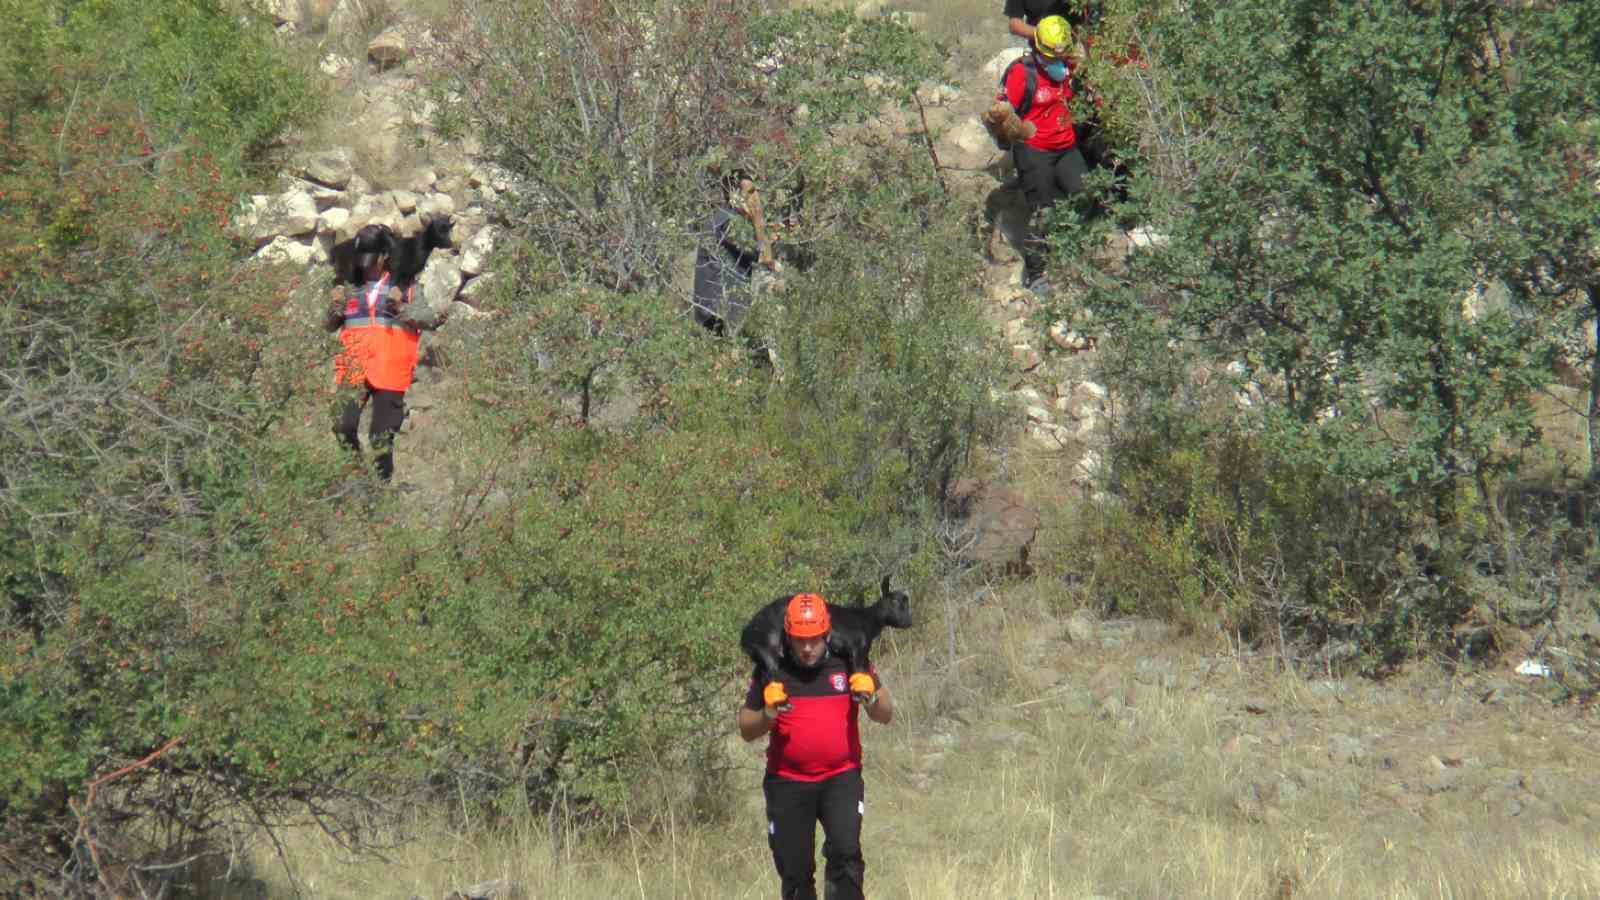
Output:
[997, 14, 1088, 297]
[738, 594, 895, 900]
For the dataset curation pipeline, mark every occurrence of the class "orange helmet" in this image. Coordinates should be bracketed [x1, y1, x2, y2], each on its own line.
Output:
[784, 594, 831, 639]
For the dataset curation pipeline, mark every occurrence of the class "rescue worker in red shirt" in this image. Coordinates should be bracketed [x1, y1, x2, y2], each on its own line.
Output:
[738, 594, 895, 900]
[998, 14, 1086, 295]
[323, 223, 444, 483]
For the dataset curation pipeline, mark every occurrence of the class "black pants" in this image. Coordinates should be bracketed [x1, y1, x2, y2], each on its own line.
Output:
[1012, 143, 1088, 283]
[333, 386, 405, 481]
[764, 769, 865, 900]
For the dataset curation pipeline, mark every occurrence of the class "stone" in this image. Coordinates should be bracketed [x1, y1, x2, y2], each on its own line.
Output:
[982, 47, 1028, 77]
[391, 190, 419, 215]
[368, 27, 409, 69]
[1027, 423, 1071, 449]
[253, 236, 316, 267]
[458, 272, 495, 305]
[349, 192, 402, 232]
[1127, 226, 1170, 249]
[942, 478, 1042, 575]
[915, 82, 961, 107]
[1073, 381, 1109, 407]
[409, 168, 439, 193]
[1072, 451, 1102, 484]
[950, 119, 998, 162]
[319, 54, 356, 78]
[1049, 322, 1091, 352]
[417, 257, 463, 313]
[240, 189, 318, 245]
[460, 225, 501, 277]
[253, 0, 302, 27]
[448, 300, 493, 321]
[294, 180, 346, 210]
[1025, 405, 1053, 424]
[297, 148, 356, 189]
[318, 207, 351, 237]
[418, 192, 457, 220]
[1065, 613, 1095, 642]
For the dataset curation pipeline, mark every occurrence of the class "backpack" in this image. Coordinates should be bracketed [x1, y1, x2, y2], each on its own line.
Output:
[998, 56, 1041, 118]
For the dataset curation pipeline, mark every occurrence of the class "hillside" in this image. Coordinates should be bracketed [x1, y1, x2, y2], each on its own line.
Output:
[5, 0, 1600, 897]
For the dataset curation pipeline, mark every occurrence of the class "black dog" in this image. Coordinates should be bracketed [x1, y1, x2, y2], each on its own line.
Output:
[387, 214, 454, 288]
[740, 576, 913, 706]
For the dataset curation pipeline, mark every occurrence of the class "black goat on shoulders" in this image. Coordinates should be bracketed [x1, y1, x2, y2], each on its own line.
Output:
[327, 215, 454, 287]
[740, 576, 913, 706]
[388, 214, 454, 288]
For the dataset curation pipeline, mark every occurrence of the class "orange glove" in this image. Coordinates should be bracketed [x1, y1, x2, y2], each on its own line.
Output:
[848, 673, 877, 702]
[762, 681, 789, 712]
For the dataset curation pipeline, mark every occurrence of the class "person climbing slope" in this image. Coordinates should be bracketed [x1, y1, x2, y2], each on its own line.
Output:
[738, 594, 895, 900]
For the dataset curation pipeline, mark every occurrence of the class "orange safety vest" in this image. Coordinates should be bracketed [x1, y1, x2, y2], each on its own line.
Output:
[334, 276, 421, 392]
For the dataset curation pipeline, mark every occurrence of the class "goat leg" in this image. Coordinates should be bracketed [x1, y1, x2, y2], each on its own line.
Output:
[751, 641, 792, 712]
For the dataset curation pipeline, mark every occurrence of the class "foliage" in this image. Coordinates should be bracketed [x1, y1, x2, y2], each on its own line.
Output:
[1058, 0, 1600, 654]
[1, 1, 1005, 892]
[432, 0, 944, 291]
[0, 0, 326, 891]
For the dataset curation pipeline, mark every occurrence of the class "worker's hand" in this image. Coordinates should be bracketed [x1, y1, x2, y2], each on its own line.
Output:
[848, 673, 877, 704]
[763, 681, 790, 715]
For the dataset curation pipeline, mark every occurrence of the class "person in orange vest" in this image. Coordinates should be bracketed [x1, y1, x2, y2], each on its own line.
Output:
[738, 594, 895, 900]
[323, 223, 446, 483]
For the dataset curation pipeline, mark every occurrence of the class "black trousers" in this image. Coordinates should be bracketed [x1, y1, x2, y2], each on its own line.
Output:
[764, 769, 865, 900]
[1012, 143, 1088, 282]
[333, 386, 406, 481]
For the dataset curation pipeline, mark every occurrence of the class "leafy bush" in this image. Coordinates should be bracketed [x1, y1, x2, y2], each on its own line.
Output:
[1055, 0, 1600, 657]
[2, 2, 1010, 890]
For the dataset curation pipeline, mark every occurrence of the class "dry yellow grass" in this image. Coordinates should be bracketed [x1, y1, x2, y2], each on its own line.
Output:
[241, 583, 1600, 899]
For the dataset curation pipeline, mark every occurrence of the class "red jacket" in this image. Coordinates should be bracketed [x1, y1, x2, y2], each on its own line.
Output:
[745, 656, 879, 782]
[1001, 57, 1077, 152]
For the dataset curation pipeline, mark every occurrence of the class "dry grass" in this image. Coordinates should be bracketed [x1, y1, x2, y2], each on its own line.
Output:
[239, 582, 1600, 899]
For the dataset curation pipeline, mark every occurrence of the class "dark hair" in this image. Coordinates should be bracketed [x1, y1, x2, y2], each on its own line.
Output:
[352, 223, 394, 271]
[331, 223, 396, 285]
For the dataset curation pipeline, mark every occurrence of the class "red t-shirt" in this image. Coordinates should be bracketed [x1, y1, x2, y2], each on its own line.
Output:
[1002, 58, 1076, 152]
[744, 655, 879, 782]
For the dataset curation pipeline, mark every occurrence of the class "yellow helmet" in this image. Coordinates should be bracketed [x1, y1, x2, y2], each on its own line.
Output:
[1034, 15, 1072, 59]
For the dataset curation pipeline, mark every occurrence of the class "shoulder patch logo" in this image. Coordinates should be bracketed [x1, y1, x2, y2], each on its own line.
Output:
[831, 673, 846, 692]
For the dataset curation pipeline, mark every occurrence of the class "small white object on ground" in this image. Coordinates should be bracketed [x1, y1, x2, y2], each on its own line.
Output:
[1514, 659, 1551, 678]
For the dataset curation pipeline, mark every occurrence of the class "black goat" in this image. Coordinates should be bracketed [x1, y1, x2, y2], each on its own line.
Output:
[740, 576, 913, 705]
[387, 214, 454, 288]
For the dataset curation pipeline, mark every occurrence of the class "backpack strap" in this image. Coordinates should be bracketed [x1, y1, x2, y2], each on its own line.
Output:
[998, 56, 1039, 119]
